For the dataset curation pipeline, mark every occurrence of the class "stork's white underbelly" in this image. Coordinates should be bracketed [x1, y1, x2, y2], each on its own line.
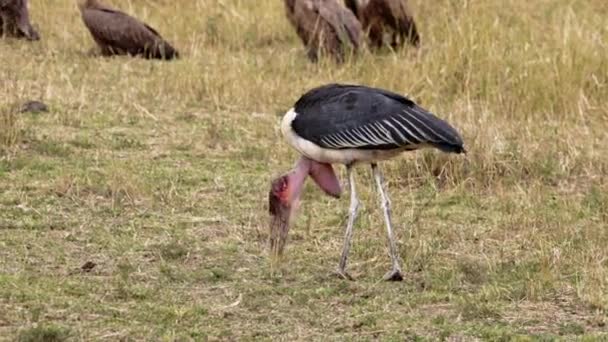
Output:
[281, 108, 406, 165]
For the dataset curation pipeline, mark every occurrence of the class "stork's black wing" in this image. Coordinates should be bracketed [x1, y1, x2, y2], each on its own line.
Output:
[291, 84, 465, 153]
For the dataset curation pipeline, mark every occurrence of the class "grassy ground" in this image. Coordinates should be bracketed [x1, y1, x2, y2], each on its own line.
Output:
[1, 0, 607, 340]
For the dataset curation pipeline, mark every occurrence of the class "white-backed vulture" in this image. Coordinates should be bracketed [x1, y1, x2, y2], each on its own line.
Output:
[78, 0, 179, 60]
[0, 0, 39, 40]
[344, 0, 419, 49]
[284, 0, 363, 63]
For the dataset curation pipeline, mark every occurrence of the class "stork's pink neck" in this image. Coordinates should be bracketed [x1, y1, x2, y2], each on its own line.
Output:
[283, 157, 342, 205]
[282, 158, 310, 204]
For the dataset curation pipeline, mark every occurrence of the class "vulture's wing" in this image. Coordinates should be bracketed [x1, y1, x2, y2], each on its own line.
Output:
[81, 7, 159, 51]
[337, 3, 363, 48]
[283, 0, 319, 47]
[390, 0, 420, 46]
[316, 0, 361, 49]
[81, 6, 176, 58]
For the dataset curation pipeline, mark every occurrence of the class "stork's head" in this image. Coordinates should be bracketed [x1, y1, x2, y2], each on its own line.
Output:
[268, 174, 295, 257]
[268, 157, 342, 258]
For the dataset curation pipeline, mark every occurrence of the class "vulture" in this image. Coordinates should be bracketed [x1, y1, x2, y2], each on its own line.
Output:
[0, 0, 40, 40]
[78, 0, 179, 60]
[284, 0, 363, 63]
[344, 0, 420, 49]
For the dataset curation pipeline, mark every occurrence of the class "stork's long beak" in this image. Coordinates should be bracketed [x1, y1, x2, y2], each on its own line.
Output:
[268, 190, 292, 257]
[268, 172, 306, 258]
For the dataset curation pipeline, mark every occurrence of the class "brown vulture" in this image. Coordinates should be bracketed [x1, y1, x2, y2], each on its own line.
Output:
[344, 0, 420, 49]
[78, 0, 179, 60]
[284, 0, 363, 63]
[0, 0, 40, 40]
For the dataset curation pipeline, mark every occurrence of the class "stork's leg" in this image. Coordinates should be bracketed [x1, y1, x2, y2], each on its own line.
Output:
[336, 164, 359, 280]
[371, 163, 404, 281]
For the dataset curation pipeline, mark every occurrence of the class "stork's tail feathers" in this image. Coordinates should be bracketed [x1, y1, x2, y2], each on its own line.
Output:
[431, 142, 466, 154]
[407, 105, 466, 154]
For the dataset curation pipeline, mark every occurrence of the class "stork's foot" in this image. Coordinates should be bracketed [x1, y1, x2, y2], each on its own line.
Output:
[333, 269, 354, 281]
[383, 268, 404, 281]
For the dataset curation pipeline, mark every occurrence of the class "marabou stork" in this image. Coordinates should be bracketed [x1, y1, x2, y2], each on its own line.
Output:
[78, 0, 179, 60]
[344, 0, 420, 49]
[284, 0, 363, 63]
[269, 84, 465, 280]
[0, 0, 39, 41]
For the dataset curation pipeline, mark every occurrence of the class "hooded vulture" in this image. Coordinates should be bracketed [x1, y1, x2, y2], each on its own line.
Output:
[284, 0, 363, 63]
[344, 0, 420, 49]
[78, 0, 179, 60]
[0, 0, 40, 40]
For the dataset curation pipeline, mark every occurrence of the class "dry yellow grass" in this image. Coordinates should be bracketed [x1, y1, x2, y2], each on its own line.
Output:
[1, 0, 607, 340]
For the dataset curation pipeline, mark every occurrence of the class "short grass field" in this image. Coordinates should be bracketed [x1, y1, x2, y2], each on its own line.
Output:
[1, 0, 607, 340]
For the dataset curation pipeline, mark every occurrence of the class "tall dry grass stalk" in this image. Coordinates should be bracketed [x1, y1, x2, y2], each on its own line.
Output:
[0, 105, 23, 150]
